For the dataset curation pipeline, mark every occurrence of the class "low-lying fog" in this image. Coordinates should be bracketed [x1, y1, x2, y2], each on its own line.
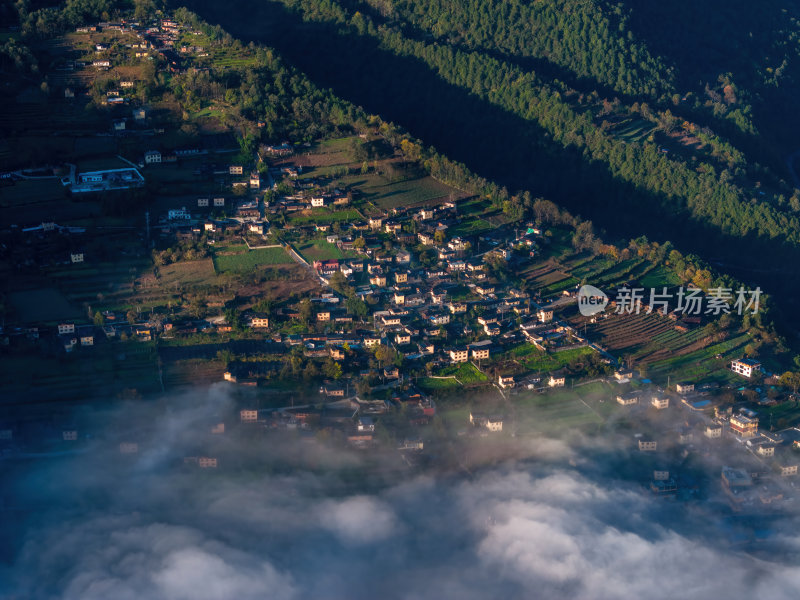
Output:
[1, 385, 799, 600]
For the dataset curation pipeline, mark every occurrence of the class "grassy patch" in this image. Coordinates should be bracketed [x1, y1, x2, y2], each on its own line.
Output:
[157, 259, 218, 286]
[508, 344, 595, 373]
[296, 240, 344, 262]
[514, 387, 603, 433]
[418, 376, 460, 391]
[638, 265, 682, 288]
[448, 217, 493, 237]
[436, 362, 488, 384]
[213, 247, 293, 273]
[288, 208, 361, 226]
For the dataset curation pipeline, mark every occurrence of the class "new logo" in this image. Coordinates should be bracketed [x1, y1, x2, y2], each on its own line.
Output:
[577, 285, 608, 317]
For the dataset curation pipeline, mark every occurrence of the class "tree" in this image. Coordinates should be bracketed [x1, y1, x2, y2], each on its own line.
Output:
[374, 344, 396, 368]
[216, 349, 233, 367]
[330, 271, 354, 297]
[134, 0, 160, 22]
[126, 309, 137, 325]
[189, 297, 207, 319]
[345, 296, 368, 318]
[298, 298, 313, 325]
[434, 230, 446, 246]
[253, 297, 274, 316]
[93, 311, 105, 327]
[572, 221, 597, 252]
[303, 362, 320, 381]
[323, 357, 342, 380]
[224, 308, 243, 331]
[779, 371, 800, 395]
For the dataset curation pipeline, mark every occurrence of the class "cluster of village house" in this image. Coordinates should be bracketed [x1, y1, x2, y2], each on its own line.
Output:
[186, 193, 583, 382]
[12, 196, 781, 465]
[6, 18, 799, 501]
[1, 187, 588, 459]
[47, 18, 227, 194]
[65, 18, 198, 129]
[610, 374, 800, 509]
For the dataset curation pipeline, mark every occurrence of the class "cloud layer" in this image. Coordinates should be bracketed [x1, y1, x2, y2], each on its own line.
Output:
[2, 386, 800, 600]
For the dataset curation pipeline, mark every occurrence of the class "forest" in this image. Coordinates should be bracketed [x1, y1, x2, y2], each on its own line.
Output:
[177, 0, 800, 329]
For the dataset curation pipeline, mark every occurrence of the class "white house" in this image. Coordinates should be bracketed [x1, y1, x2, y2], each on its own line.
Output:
[498, 375, 515, 389]
[616, 392, 639, 406]
[537, 308, 554, 323]
[144, 150, 161, 164]
[470, 412, 503, 432]
[651, 397, 669, 410]
[449, 348, 469, 364]
[731, 358, 761, 378]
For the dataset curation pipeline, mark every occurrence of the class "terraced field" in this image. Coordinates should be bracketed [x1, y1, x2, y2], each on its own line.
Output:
[47, 258, 149, 305]
[0, 343, 160, 405]
[522, 263, 575, 297]
[584, 311, 675, 353]
[645, 332, 751, 383]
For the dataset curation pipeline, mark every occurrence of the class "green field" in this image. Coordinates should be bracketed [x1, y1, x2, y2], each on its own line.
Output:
[637, 265, 682, 288]
[448, 217, 493, 237]
[418, 376, 460, 391]
[288, 208, 362, 226]
[436, 362, 488, 385]
[326, 170, 460, 210]
[296, 240, 344, 262]
[508, 344, 595, 373]
[366, 175, 456, 209]
[645, 332, 751, 384]
[157, 259, 219, 286]
[213, 246, 293, 273]
[610, 117, 658, 143]
[514, 383, 606, 434]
